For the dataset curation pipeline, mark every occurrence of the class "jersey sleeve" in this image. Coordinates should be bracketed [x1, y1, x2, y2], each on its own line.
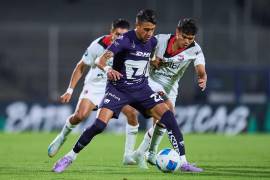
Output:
[82, 42, 103, 66]
[107, 35, 128, 55]
[154, 34, 164, 59]
[193, 45, 206, 66]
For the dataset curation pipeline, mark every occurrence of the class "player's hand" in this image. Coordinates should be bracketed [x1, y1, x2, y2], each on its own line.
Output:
[107, 68, 123, 81]
[60, 92, 72, 103]
[198, 78, 207, 91]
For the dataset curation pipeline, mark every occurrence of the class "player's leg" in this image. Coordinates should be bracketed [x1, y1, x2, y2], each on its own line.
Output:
[48, 98, 96, 157]
[52, 83, 129, 173]
[121, 105, 139, 165]
[150, 103, 203, 172]
[146, 99, 174, 165]
[53, 107, 113, 173]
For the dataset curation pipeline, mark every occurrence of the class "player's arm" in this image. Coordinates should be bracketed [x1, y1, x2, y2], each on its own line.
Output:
[60, 60, 88, 103]
[96, 50, 123, 81]
[195, 64, 207, 91]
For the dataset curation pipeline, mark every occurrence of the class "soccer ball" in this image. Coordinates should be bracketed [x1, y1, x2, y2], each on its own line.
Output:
[156, 148, 181, 172]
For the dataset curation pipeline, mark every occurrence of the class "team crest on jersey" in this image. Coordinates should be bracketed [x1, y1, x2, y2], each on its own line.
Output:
[104, 99, 110, 104]
[177, 54, 184, 61]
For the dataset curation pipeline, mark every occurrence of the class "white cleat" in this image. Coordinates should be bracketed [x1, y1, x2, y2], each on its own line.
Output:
[48, 134, 66, 157]
[132, 151, 148, 169]
[146, 151, 157, 165]
[123, 154, 137, 165]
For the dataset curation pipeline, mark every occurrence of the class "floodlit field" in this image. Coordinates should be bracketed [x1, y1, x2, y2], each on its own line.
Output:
[0, 133, 269, 180]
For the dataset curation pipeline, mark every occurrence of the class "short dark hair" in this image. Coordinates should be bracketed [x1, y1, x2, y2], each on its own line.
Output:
[177, 18, 198, 35]
[136, 9, 157, 25]
[112, 18, 130, 30]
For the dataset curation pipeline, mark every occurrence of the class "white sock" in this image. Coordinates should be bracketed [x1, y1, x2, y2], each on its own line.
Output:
[180, 155, 187, 165]
[136, 127, 154, 155]
[148, 124, 166, 154]
[66, 149, 77, 161]
[124, 124, 139, 156]
[60, 118, 76, 138]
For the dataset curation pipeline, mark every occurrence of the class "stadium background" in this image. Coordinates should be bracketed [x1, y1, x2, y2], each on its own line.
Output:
[0, 0, 270, 134]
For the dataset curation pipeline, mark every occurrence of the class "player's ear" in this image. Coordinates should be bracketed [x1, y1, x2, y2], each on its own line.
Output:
[175, 28, 180, 37]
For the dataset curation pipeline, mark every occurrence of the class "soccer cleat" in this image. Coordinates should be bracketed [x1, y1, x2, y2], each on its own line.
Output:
[123, 154, 137, 165]
[132, 151, 148, 169]
[52, 156, 73, 173]
[180, 163, 203, 172]
[48, 134, 66, 157]
[146, 151, 157, 165]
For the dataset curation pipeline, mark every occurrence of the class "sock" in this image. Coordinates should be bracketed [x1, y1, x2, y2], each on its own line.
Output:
[73, 119, 107, 153]
[60, 118, 76, 138]
[148, 124, 166, 154]
[124, 124, 139, 156]
[136, 127, 154, 154]
[180, 155, 187, 165]
[66, 149, 77, 161]
[159, 110, 185, 156]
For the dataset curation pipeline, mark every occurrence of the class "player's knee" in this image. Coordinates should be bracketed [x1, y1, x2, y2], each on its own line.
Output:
[93, 119, 107, 133]
[74, 111, 88, 122]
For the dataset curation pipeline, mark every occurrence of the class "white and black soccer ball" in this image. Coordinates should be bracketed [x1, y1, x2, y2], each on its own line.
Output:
[156, 148, 181, 172]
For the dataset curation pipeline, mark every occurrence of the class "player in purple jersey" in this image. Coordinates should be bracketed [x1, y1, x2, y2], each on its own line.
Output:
[52, 9, 203, 173]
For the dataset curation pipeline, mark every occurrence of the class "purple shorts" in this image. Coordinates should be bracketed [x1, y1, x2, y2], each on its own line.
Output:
[99, 82, 164, 118]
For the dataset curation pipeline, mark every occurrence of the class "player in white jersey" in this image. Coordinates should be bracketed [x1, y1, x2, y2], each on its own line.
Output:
[48, 19, 139, 165]
[133, 18, 207, 170]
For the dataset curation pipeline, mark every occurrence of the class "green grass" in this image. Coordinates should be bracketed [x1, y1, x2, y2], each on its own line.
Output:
[0, 133, 270, 180]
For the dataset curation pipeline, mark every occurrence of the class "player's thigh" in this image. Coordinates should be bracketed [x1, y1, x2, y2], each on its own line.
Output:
[98, 83, 130, 123]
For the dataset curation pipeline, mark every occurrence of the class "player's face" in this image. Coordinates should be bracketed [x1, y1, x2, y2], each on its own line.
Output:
[176, 29, 195, 48]
[135, 22, 156, 42]
[111, 28, 129, 41]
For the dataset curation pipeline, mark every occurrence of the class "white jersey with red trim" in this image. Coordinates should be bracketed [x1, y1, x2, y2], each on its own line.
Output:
[81, 35, 113, 90]
[149, 34, 205, 103]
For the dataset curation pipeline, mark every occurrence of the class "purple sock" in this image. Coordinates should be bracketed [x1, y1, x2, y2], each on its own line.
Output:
[159, 110, 185, 156]
[73, 119, 107, 153]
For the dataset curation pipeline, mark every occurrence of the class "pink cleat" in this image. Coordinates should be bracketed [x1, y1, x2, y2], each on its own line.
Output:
[52, 156, 73, 173]
[180, 163, 203, 172]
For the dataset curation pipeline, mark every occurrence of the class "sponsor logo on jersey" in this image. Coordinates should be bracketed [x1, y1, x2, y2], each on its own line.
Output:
[131, 51, 151, 57]
[163, 62, 181, 69]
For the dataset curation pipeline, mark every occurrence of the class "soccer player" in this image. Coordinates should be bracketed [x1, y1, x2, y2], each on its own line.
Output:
[52, 9, 202, 173]
[133, 18, 207, 170]
[47, 19, 139, 165]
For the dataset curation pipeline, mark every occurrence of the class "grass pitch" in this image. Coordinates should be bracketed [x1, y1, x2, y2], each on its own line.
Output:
[0, 132, 269, 180]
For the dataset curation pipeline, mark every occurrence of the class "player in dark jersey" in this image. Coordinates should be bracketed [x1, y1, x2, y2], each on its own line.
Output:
[52, 9, 203, 173]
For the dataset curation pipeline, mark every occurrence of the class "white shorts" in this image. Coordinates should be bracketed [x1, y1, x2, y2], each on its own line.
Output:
[79, 83, 105, 106]
[148, 78, 177, 107]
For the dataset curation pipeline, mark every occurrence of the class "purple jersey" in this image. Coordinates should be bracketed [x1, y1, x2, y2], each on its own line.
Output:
[107, 30, 157, 90]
